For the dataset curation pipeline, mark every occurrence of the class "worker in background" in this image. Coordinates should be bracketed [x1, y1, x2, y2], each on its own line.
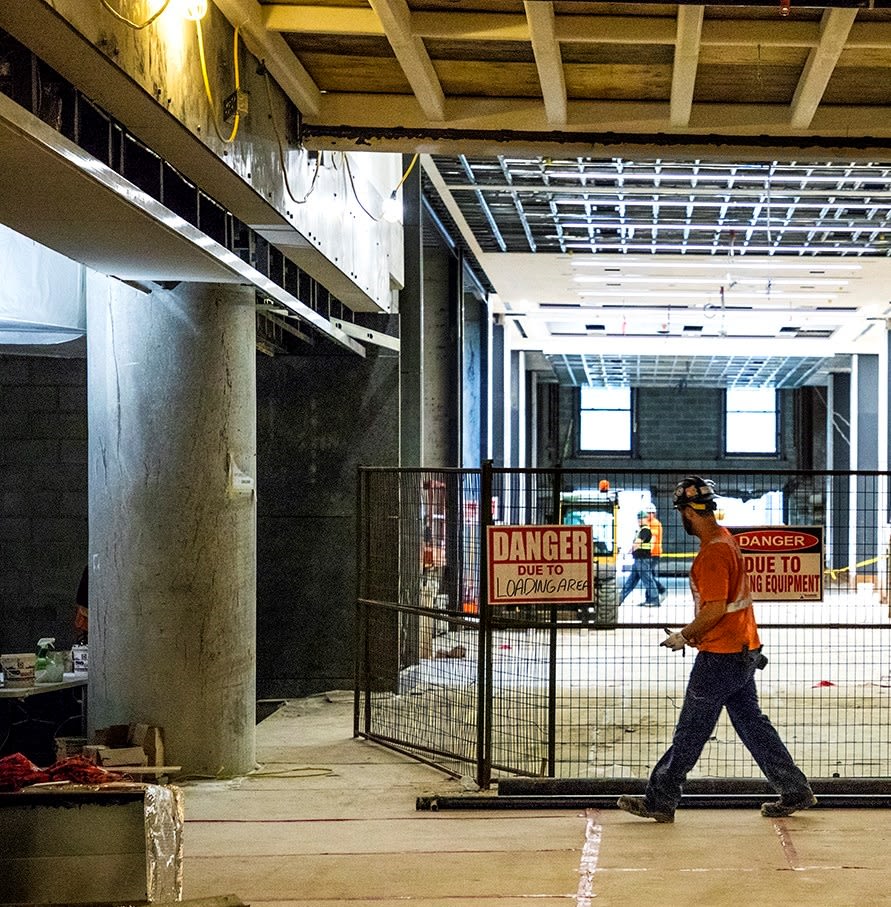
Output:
[617, 476, 816, 823]
[646, 503, 668, 602]
[619, 510, 660, 608]
[74, 565, 88, 644]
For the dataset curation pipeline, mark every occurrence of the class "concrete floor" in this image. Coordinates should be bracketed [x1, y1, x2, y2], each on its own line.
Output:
[179, 693, 891, 907]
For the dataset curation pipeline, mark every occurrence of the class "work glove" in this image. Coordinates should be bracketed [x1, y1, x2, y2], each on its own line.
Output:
[660, 631, 688, 652]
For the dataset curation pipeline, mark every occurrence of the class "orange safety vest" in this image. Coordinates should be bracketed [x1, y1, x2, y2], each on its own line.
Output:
[646, 515, 663, 557]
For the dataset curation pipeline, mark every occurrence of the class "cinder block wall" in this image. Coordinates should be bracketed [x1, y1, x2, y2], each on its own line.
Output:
[0, 353, 88, 654]
[555, 385, 803, 470]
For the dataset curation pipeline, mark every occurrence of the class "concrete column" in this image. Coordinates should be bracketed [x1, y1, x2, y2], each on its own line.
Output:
[86, 277, 256, 776]
[447, 248, 463, 468]
[853, 354, 879, 584]
[509, 348, 524, 468]
[399, 157, 423, 467]
[422, 244, 460, 467]
[462, 293, 486, 467]
[491, 321, 505, 467]
[826, 372, 850, 577]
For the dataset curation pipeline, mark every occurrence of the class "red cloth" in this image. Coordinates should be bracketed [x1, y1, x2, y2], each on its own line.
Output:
[0, 753, 49, 791]
[44, 755, 124, 785]
[0, 752, 123, 791]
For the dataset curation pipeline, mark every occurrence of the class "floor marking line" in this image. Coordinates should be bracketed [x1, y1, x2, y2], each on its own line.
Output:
[772, 818, 802, 870]
[576, 808, 602, 906]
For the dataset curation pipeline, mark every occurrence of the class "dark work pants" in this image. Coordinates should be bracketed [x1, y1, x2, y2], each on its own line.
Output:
[645, 650, 812, 815]
[652, 557, 667, 595]
[620, 558, 659, 605]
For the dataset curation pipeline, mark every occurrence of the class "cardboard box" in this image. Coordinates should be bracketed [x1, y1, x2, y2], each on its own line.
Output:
[82, 743, 148, 767]
[81, 744, 108, 764]
[130, 723, 165, 767]
[97, 746, 148, 768]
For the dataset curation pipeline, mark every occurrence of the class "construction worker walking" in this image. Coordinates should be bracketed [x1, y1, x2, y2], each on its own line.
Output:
[617, 476, 816, 822]
[619, 510, 661, 607]
[646, 503, 668, 601]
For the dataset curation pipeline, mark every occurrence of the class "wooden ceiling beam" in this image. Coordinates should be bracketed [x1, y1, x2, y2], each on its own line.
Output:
[368, 0, 446, 121]
[303, 94, 891, 153]
[790, 8, 858, 129]
[524, 1, 567, 126]
[263, 4, 384, 36]
[670, 5, 704, 128]
[412, 11, 530, 41]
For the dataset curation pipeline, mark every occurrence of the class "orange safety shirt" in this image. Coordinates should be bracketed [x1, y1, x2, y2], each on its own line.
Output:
[689, 527, 760, 653]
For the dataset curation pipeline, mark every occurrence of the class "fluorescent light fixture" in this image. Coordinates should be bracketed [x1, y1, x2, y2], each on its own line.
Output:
[576, 289, 840, 301]
[573, 275, 848, 287]
[570, 259, 862, 271]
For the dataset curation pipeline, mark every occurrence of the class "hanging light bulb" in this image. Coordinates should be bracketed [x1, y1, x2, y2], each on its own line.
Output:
[381, 190, 401, 223]
[181, 0, 208, 20]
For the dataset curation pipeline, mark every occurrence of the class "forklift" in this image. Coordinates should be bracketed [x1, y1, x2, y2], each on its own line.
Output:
[559, 483, 620, 625]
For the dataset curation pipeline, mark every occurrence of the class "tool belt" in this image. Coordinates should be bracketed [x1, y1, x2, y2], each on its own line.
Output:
[741, 644, 768, 670]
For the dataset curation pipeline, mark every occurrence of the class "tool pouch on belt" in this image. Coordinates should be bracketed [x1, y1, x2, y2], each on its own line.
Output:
[741, 645, 769, 670]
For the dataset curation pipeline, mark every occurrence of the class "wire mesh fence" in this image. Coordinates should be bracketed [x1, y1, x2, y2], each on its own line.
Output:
[356, 466, 891, 788]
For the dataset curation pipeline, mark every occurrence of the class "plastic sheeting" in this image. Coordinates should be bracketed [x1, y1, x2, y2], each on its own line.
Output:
[0, 223, 85, 344]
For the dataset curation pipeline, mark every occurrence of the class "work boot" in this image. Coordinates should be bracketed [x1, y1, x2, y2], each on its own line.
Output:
[761, 792, 817, 817]
[616, 795, 674, 823]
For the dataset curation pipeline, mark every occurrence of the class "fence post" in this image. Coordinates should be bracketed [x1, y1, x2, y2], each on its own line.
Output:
[547, 607, 558, 777]
[547, 465, 563, 775]
[354, 468, 371, 737]
[476, 460, 494, 789]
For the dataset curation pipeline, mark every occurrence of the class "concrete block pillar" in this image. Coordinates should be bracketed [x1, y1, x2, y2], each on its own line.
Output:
[86, 277, 256, 776]
[853, 354, 880, 587]
[827, 371, 851, 577]
[400, 157, 423, 468]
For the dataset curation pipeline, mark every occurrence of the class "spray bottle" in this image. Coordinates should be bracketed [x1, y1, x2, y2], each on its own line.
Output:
[35, 637, 56, 670]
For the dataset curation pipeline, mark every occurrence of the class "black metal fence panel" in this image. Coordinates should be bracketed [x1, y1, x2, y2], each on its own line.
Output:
[356, 467, 891, 788]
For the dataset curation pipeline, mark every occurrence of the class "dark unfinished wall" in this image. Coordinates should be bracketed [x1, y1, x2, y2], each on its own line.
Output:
[0, 353, 87, 654]
[255, 342, 399, 699]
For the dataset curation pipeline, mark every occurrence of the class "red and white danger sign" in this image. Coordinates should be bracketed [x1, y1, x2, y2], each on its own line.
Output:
[487, 525, 593, 605]
[730, 526, 824, 601]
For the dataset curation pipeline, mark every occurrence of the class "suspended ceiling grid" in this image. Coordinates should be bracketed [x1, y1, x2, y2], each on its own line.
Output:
[551, 352, 834, 387]
[422, 154, 891, 388]
[428, 157, 891, 256]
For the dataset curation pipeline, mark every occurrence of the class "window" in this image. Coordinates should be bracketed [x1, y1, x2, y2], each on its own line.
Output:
[725, 387, 778, 455]
[579, 386, 632, 453]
